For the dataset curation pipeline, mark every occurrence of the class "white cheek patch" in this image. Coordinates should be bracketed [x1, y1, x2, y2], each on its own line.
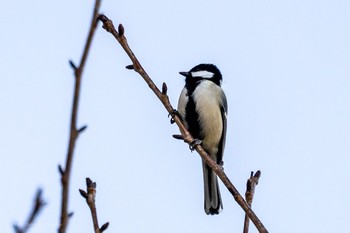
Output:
[191, 70, 215, 79]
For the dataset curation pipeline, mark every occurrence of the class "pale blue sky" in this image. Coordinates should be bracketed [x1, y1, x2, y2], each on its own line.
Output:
[1, 0, 350, 232]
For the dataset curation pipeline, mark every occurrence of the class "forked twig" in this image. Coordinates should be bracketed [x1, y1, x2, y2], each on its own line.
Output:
[13, 189, 46, 233]
[58, 1, 102, 233]
[243, 171, 261, 233]
[97, 14, 268, 233]
[79, 178, 109, 233]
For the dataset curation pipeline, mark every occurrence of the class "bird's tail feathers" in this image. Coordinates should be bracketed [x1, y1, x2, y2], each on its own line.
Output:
[202, 161, 223, 215]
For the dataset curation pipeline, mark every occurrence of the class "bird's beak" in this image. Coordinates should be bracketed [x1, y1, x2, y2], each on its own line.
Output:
[179, 71, 189, 77]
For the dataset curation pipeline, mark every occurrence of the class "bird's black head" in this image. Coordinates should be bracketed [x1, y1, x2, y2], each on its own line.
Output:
[179, 64, 222, 87]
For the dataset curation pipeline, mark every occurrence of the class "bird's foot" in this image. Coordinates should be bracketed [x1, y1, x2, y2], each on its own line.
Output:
[219, 161, 224, 171]
[189, 139, 202, 151]
[168, 109, 182, 124]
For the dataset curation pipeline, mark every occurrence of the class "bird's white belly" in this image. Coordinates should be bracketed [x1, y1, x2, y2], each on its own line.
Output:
[192, 81, 223, 156]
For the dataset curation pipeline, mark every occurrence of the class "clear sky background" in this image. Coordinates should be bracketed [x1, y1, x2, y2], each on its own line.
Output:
[1, 0, 349, 232]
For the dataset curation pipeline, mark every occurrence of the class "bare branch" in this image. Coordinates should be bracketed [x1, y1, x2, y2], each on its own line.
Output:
[58, 1, 102, 233]
[13, 189, 46, 233]
[80, 178, 109, 233]
[243, 171, 261, 233]
[98, 14, 269, 233]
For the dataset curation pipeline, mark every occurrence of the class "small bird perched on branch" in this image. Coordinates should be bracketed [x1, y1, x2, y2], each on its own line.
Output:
[177, 64, 228, 215]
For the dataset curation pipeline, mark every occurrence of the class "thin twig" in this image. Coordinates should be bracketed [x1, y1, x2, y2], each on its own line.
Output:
[243, 171, 261, 233]
[79, 178, 109, 233]
[97, 14, 269, 233]
[58, 1, 102, 233]
[13, 189, 46, 233]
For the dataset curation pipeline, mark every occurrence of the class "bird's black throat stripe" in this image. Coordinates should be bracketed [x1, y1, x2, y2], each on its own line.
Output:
[185, 80, 202, 140]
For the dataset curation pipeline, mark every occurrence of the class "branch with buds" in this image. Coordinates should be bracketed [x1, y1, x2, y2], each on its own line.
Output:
[243, 171, 262, 233]
[58, 1, 102, 233]
[79, 178, 109, 233]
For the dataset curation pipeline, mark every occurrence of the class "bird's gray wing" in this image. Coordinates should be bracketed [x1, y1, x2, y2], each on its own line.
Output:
[217, 91, 227, 164]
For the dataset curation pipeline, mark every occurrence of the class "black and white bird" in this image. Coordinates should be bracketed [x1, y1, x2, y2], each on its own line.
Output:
[177, 63, 228, 215]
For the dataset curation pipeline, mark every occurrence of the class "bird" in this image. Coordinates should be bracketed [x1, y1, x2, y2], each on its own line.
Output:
[177, 63, 228, 215]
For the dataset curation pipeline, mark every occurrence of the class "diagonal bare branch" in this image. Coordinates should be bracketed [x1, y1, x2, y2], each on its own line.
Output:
[58, 1, 102, 233]
[97, 14, 269, 233]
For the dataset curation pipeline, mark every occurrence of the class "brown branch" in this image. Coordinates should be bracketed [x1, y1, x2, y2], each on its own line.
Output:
[79, 178, 109, 233]
[14, 189, 46, 233]
[243, 171, 261, 233]
[58, 1, 102, 233]
[97, 14, 269, 233]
